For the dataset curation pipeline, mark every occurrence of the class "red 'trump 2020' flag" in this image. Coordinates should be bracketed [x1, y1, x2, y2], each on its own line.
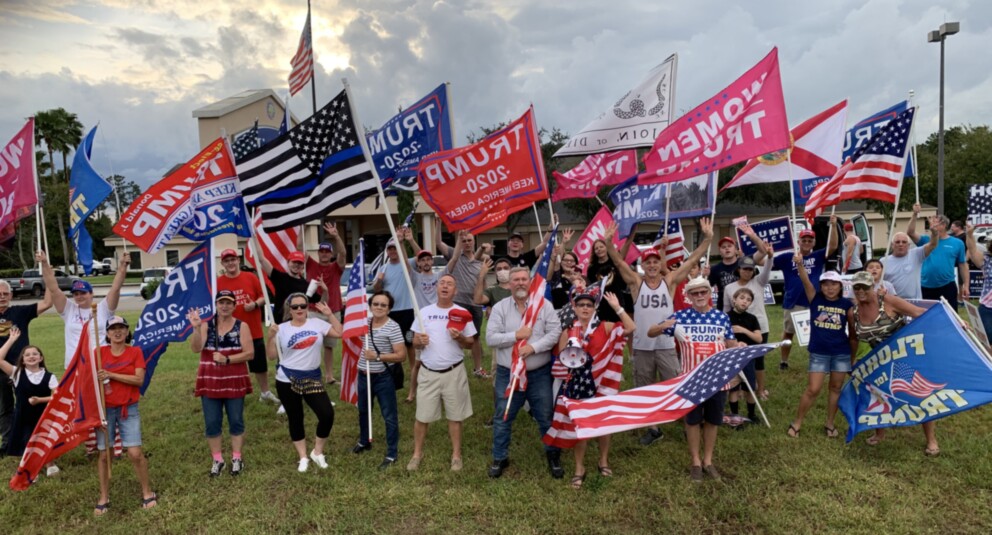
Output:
[639, 48, 790, 186]
[551, 150, 637, 201]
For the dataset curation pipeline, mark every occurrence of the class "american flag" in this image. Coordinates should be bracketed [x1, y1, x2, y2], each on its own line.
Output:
[232, 121, 262, 163]
[505, 225, 558, 401]
[543, 323, 627, 448]
[653, 219, 687, 265]
[288, 11, 314, 96]
[889, 362, 945, 399]
[339, 239, 369, 405]
[805, 108, 916, 222]
[562, 343, 776, 439]
[245, 208, 298, 298]
[237, 89, 377, 232]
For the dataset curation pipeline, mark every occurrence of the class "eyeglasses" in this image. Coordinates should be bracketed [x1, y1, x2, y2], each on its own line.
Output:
[0, 292, 11, 297]
[852, 286, 871, 291]
[371, 302, 389, 308]
[289, 304, 308, 310]
[688, 290, 710, 297]
[573, 302, 594, 308]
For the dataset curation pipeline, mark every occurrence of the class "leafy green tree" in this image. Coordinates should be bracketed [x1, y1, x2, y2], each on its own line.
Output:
[99, 174, 142, 213]
[34, 108, 85, 267]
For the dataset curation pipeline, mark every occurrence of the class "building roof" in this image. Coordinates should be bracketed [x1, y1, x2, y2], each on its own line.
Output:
[192, 89, 283, 118]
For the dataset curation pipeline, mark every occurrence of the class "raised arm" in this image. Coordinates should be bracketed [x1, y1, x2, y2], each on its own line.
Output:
[603, 292, 636, 335]
[906, 203, 922, 244]
[533, 221, 555, 257]
[434, 216, 452, 258]
[0, 327, 21, 377]
[740, 222, 769, 265]
[473, 257, 492, 306]
[105, 252, 131, 312]
[445, 230, 466, 273]
[793, 251, 816, 303]
[324, 221, 347, 268]
[186, 308, 207, 353]
[315, 302, 343, 337]
[966, 223, 984, 268]
[826, 214, 839, 258]
[36, 285, 53, 315]
[35, 250, 67, 313]
[603, 222, 640, 289]
[668, 217, 714, 286]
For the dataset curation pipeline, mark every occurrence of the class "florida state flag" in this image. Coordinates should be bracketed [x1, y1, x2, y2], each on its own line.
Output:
[10, 325, 104, 491]
[417, 107, 549, 234]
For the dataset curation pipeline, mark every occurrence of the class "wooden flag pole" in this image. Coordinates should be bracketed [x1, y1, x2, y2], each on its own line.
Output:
[90, 305, 112, 478]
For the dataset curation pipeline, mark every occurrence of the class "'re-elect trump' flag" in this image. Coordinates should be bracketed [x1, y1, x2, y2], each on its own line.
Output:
[839, 300, 992, 442]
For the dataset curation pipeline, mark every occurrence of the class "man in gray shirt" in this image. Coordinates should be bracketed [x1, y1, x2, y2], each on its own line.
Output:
[882, 230, 936, 299]
[485, 267, 563, 479]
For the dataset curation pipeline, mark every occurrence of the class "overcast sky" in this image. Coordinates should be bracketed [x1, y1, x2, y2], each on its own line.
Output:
[1, 0, 988, 189]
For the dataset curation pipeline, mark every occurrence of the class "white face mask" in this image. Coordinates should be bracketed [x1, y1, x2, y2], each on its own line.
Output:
[496, 270, 510, 283]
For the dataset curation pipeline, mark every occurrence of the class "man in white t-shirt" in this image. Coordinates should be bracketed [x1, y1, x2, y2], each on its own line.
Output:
[882, 231, 936, 300]
[408, 274, 476, 472]
[37, 250, 130, 366]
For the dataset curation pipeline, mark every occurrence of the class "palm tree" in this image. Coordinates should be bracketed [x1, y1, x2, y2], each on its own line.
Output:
[34, 108, 85, 268]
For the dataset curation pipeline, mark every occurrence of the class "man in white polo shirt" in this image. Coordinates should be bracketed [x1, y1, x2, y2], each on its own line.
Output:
[408, 274, 476, 472]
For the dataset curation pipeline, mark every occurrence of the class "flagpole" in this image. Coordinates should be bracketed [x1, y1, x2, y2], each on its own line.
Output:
[887, 105, 919, 256]
[826, 206, 837, 268]
[29, 117, 44, 264]
[909, 90, 920, 204]
[705, 173, 718, 263]
[365, 331, 373, 444]
[786, 158, 800, 251]
[530, 104, 557, 228]
[663, 185, 672, 239]
[306, 0, 317, 116]
[90, 307, 112, 479]
[98, 124, 127, 255]
[532, 205, 544, 242]
[342, 79, 425, 333]
[737, 371, 770, 428]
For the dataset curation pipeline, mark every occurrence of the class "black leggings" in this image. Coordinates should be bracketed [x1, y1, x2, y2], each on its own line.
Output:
[276, 381, 335, 442]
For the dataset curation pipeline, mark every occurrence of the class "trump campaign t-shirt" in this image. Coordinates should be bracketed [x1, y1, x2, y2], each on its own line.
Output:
[663, 307, 734, 375]
[773, 249, 826, 309]
[808, 293, 852, 356]
[275, 318, 331, 382]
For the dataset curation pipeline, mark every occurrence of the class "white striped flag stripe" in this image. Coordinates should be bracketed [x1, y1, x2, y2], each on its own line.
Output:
[339, 239, 369, 405]
[505, 226, 557, 400]
[339, 336, 361, 405]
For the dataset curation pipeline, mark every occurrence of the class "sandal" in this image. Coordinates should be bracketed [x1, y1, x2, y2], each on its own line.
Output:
[597, 465, 613, 477]
[93, 502, 110, 517]
[866, 435, 882, 446]
[924, 446, 941, 457]
[570, 473, 586, 489]
[824, 426, 839, 438]
[141, 493, 158, 510]
[786, 424, 800, 438]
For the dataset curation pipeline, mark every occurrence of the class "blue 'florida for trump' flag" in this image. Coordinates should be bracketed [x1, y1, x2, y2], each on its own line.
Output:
[839, 301, 992, 442]
[133, 241, 215, 394]
[68, 126, 113, 275]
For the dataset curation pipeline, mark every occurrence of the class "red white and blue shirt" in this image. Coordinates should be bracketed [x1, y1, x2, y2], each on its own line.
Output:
[663, 307, 734, 375]
[275, 318, 331, 382]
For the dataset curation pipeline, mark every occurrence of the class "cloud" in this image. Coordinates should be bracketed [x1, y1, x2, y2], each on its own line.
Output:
[0, 0, 90, 25]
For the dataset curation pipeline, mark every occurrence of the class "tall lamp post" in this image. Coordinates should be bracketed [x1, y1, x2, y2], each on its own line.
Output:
[928, 21, 959, 215]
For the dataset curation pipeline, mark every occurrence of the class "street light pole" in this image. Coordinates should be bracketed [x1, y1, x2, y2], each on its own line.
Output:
[928, 21, 959, 215]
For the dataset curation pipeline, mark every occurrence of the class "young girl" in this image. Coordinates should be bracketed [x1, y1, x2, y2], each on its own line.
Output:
[786, 253, 856, 439]
[0, 327, 59, 476]
[726, 288, 762, 424]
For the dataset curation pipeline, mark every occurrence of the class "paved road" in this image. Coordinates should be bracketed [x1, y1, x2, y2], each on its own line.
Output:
[14, 284, 148, 313]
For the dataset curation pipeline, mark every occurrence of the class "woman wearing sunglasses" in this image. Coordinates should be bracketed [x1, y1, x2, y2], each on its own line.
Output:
[351, 290, 406, 469]
[267, 293, 342, 472]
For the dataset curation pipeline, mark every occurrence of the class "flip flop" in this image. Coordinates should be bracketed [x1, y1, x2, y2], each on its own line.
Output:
[786, 424, 800, 438]
[866, 435, 882, 446]
[824, 426, 839, 438]
[597, 465, 613, 477]
[93, 502, 110, 517]
[924, 446, 941, 457]
[570, 474, 586, 489]
[141, 493, 158, 510]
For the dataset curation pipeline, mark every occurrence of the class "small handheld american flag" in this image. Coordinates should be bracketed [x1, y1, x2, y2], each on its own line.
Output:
[339, 239, 369, 405]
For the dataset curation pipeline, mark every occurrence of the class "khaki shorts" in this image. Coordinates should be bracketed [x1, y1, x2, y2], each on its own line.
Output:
[415, 364, 473, 423]
[632, 348, 680, 387]
[782, 305, 808, 335]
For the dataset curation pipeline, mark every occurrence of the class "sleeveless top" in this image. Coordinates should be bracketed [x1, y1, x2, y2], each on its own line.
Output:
[853, 295, 906, 348]
[632, 279, 675, 351]
[7, 369, 53, 457]
[195, 319, 253, 399]
[844, 235, 864, 271]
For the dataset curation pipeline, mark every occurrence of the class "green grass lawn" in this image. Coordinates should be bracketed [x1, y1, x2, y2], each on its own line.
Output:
[2, 308, 991, 534]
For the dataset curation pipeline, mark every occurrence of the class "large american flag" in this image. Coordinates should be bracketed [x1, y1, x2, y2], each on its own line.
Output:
[653, 219, 687, 265]
[237, 89, 377, 232]
[244, 208, 298, 297]
[288, 11, 314, 96]
[805, 107, 916, 222]
[562, 343, 776, 439]
[889, 362, 946, 399]
[339, 239, 369, 405]
[505, 225, 558, 400]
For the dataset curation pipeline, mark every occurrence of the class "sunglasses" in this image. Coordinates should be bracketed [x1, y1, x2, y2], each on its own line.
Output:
[289, 304, 309, 310]
[573, 302, 595, 308]
[688, 290, 710, 297]
[371, 302, 390, 308]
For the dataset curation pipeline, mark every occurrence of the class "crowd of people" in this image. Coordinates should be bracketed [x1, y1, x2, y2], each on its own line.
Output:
[0, 207, 980, 514]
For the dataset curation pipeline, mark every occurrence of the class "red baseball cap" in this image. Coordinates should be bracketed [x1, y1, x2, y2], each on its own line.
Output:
[718, 237, 736, 247]
[220, 248, 239, 259]
[798, 229, 816, 239]
[640, 248, 662, 261]
[447, 308, 474, 331]
[287, 251, 306, 263]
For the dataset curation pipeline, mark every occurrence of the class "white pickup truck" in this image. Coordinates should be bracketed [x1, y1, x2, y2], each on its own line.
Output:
[766, 213, 873, 297]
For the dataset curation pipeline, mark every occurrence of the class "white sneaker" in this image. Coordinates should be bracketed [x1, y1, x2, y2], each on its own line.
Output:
[260, 391, 280, 404]
[276, 404, 286, 415]
[297, 458, 309, 473]
[46, 465, 60, 477]
[309, 450, 328, 469]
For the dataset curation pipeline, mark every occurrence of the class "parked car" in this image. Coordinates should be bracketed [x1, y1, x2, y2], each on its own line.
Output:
[72, 260, 111, 276]
[139, 268, 172, 299]
[9, 269, 77, 297]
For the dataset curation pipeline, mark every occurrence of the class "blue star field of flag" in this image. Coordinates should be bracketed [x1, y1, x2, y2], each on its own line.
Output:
[674, 344, 776, 404]
[289, 92, 360, 175]
[232, 122, 262, 163]
[850, 107, 915, 162]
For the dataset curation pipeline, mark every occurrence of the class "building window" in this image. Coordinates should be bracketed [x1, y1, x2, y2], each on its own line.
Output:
[129, 253, 142, 270]
[166, 250, 179, 267]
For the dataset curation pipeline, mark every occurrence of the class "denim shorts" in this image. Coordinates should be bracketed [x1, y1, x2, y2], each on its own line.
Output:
[98, 403, 142, 450]
[808, 352, 851, 374]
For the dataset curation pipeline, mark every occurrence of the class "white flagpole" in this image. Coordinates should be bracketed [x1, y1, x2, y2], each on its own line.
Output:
[529, 104, 557, 227]
[663, 185, 672, 239]
[532, 205, 544, 242]
[98, 124, 127, 255]
[908, 90, 920, 204]
[342, 79, 425, 332]
[705, 172, 718, 262]
[886, 105, 919, 256]
[826, 205, 837, 268]
[786, 158, 800, 251]
[738, 371, 770, 428]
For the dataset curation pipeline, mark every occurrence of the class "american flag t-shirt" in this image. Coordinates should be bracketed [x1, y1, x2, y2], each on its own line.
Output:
[664, 307, 734, 374]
